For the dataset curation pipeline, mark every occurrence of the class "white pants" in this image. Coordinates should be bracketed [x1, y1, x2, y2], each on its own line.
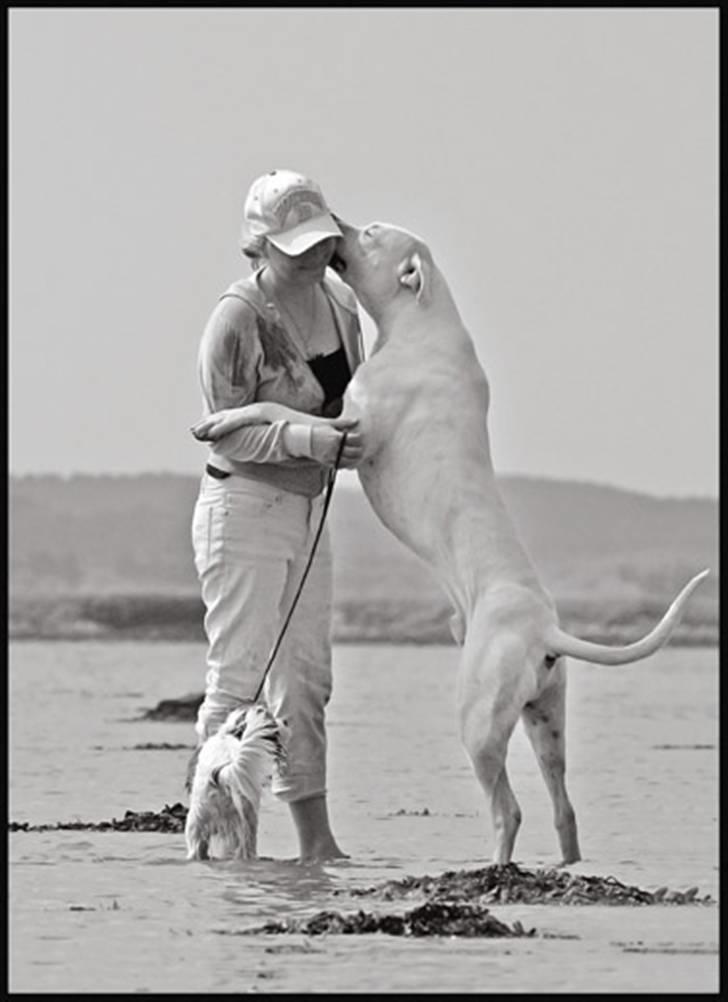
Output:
[191, 473, 333, 803]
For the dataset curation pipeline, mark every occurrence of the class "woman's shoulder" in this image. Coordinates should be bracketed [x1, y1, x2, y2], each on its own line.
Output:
[201, 275, 267, 354]
[219, 273, 268, 314]
[208, 274, 266, 327]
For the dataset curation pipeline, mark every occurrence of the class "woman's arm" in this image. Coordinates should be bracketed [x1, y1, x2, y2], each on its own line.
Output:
[195, 299, 363, 467]
[191, 401, 332, 441]
[192, 402, 363, 468]
[196, 299, 326, 464]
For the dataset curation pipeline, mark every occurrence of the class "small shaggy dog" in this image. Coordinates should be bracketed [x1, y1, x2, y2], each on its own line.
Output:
[184, 703, 289, 861]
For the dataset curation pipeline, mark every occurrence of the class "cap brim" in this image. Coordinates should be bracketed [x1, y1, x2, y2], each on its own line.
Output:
[266, 213, 342, 256]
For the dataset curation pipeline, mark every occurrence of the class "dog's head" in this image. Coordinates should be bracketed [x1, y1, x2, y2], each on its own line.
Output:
[330, 219, 434, 318]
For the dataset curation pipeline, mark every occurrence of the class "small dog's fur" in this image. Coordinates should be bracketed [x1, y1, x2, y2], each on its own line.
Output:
[184, 704, 289, 861]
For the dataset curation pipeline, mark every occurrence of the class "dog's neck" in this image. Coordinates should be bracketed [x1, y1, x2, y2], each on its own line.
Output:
[357, 262, 462, 342]
[368, 288, 468, 354]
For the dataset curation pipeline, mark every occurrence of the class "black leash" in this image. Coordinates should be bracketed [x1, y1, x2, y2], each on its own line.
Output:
[252, 433, 347, 702]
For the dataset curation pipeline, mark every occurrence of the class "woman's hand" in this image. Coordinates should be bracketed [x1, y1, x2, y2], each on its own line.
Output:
[191, 409, 249, 442]
[311, 416, 365, 468]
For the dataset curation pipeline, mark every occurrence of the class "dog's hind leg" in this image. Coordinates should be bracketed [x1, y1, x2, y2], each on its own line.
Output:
[239, 797, 259, 859]
[521, 666, 580, 864]
[461, 725, 523, 864]
[457, 632, 529, 864]
[184, 811, 211, 861]
[489, 762, 523, 864]
[185, 836, 210, 861]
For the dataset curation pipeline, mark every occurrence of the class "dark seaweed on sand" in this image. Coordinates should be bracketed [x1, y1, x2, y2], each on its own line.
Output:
[252, 901, 535, 938]
[341, 863, 712, 906]
[8, 802, 188, 833]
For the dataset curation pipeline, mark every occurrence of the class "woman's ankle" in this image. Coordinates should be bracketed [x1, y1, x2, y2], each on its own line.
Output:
[288, 794, 348, 861]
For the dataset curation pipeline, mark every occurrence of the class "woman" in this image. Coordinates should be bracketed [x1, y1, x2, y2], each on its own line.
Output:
[190, 169, 365, 862]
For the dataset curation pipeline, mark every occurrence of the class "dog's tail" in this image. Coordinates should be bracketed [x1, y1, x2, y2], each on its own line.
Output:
[545, 568, 710, 666]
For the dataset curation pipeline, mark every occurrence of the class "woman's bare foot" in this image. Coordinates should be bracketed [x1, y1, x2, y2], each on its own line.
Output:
[289, 794, 349, 863]
[298, 836, 349, 864]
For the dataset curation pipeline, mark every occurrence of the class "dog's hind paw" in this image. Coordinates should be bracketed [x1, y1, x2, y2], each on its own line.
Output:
[186, 843, 209, 862]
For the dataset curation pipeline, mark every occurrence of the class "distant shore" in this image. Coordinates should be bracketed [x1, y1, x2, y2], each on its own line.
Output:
[8, 592, 719, 646]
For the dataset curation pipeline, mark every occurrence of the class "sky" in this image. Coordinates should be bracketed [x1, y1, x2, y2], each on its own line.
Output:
[9, 7, 718, 498]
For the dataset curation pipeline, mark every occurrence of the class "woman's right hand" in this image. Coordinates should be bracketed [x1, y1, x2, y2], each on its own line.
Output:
[310, 417, 365, 468]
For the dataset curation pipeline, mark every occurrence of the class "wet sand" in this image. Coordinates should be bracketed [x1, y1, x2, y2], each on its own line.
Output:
[8, 641, 719, 992]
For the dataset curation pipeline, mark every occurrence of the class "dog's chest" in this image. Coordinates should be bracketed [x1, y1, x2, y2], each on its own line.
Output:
[344, 333, 495, 566]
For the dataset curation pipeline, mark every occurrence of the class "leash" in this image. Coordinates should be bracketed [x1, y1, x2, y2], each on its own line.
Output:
[252, 433, 347, 703]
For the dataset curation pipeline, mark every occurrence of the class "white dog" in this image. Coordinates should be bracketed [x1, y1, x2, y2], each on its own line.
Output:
[192, 220, 708, 866]
[185, 704, 289, 861]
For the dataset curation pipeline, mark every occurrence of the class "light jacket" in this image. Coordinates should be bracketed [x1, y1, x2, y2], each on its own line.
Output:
[197, 269, 364, 497]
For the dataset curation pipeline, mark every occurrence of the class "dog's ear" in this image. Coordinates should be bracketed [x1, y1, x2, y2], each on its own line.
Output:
[398, 252, 430, 304]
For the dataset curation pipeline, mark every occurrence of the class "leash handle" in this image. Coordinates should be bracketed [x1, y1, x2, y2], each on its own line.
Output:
[252, 432, 347, 703]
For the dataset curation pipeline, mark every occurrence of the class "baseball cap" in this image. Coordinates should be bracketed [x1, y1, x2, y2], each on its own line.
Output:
[243, 169, 342, 256]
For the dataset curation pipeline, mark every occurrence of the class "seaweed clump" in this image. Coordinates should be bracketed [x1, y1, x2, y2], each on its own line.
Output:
[141, 692, 203, 721]
[341, 863, 712, 907]
[252, 901, 534, 938]
[9, 802, 188, 834]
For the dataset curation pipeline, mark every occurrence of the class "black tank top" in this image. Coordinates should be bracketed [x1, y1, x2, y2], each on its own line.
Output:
[307, 347, 352, 417]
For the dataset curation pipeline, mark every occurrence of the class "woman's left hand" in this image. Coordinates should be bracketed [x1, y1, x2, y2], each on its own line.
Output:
[335, 429, 365, 468]
[191, 409, 256, 441]
[329, 416, 365, 468]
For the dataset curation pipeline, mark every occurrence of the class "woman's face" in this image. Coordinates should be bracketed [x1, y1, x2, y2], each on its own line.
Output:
[266, 237, 337, 284]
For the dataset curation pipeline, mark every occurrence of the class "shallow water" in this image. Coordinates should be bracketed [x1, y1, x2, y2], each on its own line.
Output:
[9, 642, 719, 993]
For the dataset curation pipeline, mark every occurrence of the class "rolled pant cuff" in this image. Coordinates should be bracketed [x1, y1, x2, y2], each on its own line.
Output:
[272, 775, 327, 803]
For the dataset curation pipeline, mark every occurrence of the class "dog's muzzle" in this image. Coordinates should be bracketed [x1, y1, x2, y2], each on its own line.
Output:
[329, 250, 347, 275]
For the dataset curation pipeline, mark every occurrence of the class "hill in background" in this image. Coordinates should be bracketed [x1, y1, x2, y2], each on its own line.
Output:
[9, 473, 718, 644]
